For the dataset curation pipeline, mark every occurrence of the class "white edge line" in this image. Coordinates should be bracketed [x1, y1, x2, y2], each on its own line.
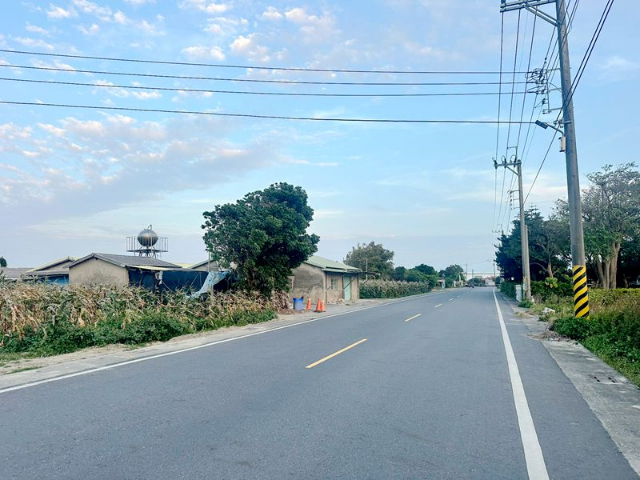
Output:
[0, 291, 442, 394]
[493, 288, 550, 480]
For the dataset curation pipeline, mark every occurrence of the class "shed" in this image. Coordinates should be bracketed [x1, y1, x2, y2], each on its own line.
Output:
[188, 259, 220, 272]
[0, 267, 32, 282]
[24, 257, 76, 285]
[68, 253, 181, 287]
[290, 255, 361, 305]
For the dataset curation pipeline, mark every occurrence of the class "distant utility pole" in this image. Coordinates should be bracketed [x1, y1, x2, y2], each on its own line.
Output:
[500, 0, 589, 318]
[494, 154, 532, 301]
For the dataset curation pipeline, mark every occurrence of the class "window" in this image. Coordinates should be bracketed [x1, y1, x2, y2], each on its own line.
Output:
[330, 277, 338, 290]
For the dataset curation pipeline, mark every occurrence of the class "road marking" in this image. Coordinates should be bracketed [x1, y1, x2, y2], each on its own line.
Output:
[404, 314, 422, 323]
[435, 304, 443, 308]
[448, 298, 453, 302]
[305, 339, 367, 369]
[493, 289, 549, 480]
[0, 291, 445, 395]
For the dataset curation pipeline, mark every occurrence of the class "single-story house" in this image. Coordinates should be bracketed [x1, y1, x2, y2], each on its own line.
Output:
[23, 257, 76, 285]
[69, 253, 183, 288]
[0, 267, 32, 282]
[290, 255, 361, 305]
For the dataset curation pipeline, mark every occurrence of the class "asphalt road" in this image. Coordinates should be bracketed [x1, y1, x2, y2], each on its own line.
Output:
[1, 289, 637, 479]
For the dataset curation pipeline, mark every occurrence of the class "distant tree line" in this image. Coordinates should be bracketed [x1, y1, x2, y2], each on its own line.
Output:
[343, 241, 464, 288]
[496, 163, 640, 289]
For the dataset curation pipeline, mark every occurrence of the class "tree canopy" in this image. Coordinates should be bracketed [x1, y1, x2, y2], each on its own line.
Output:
[0, 257, 6, 268]
[495, 163, 640, 289]
[344, 241, 394, 279]
[202, 183, 319, 296]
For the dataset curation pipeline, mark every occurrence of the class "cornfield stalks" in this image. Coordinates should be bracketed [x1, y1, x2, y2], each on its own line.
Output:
[0, 283, 278, 343]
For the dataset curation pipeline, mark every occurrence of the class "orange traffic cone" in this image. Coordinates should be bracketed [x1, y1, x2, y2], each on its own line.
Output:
[320, 300, 326, 312]
[305, 298, 312, 310]
[314, 299, 323, 312]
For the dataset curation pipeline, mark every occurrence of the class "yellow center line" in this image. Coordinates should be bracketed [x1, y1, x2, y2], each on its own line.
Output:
[305, 338, 368, 369]
[435, 303, 443, 308]
[404, 313, 422, 323]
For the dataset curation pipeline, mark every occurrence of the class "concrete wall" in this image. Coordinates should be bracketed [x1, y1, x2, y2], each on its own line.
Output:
[69, 258, 129, 286]
[326, 273, 360, 303]
[290, 263, 325, 304]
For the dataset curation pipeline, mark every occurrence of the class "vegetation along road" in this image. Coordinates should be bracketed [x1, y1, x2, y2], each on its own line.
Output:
[1, 289, 637, 479]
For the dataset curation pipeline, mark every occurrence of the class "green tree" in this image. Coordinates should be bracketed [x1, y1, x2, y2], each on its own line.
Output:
[0, 257, 6, 268]
[202, 183, 319, 296]
[391, 266, 406, 281]
[414, 263, 436, 276]
[580, 163, 640, 289]
[344, 241, 394, 279]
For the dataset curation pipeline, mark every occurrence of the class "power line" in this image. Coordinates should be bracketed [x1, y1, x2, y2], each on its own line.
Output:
[0, 64, 530, 87]
[0, 77, 531, 98]
[0, 48, 531, 75]
[557, 0, 614, 120]
[0, 100, 538, 124]
[524, 132, 558, 205]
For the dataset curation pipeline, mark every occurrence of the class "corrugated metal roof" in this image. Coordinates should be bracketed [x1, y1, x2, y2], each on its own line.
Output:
[304, 255, 361, 273]
[28, 257, 77, 273]
[0, 267, 32, 280]
[70, 253, 181, 269]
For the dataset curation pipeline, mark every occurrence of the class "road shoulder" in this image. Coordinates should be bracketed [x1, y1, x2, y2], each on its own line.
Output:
[499, 294, 640, 476]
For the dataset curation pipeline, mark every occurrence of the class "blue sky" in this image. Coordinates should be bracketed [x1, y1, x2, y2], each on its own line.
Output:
[1, 0, 638, 273]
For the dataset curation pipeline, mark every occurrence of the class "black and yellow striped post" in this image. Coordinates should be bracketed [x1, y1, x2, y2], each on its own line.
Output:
[572, 265, 589, 319]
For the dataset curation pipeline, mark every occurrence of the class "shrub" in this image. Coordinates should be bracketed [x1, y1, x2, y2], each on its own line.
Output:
[500, 281, 516, 299]
[360, 280, 432, 299]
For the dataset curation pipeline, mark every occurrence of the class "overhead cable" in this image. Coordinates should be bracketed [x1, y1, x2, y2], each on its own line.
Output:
[0, 64, 530, 87]
[0, 48, 531, 75]
[0, 100, 537, 124]
[0, 77, 531, 98]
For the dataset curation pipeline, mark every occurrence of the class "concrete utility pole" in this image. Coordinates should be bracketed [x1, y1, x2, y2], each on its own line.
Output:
[494, 155, 532, 301]
[500, 0, 589, 318]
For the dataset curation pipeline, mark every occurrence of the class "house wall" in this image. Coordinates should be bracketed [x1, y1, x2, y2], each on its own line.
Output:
[69, 258, 128, 286]
[325, 273, 360, 303]
[290, 263, 325, 304]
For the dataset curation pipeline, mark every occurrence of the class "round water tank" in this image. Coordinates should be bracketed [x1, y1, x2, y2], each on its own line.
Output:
[137, 226, 158, 247]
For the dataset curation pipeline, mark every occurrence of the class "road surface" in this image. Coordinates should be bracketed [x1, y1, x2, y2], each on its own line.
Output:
[1, 288, 636, 479]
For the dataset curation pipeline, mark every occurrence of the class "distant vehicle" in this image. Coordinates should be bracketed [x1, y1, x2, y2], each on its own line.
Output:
[629, 276, 640, 288]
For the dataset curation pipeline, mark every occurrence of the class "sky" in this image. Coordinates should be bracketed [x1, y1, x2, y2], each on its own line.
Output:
[1, 0, 638, 273]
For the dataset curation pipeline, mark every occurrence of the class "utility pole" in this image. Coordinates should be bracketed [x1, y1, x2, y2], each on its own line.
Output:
[494, 154, 532, 301]
[500, 0, 589, 318]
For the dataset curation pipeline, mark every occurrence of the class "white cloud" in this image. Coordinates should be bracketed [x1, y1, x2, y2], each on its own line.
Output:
[261, 7, 282, 21]
[46, 5, 78, 19]
[229, 34, 270, 62]
[0, 115, 281, 226]
[125, 0, 156, 5]
[599, 55, 640, 81]
[92, 80, 162, 100]
[78, 23, 100, 35]
[25, 24, 51, 36]
[181, 45, 225, 61]
[179, 0, 230, 14]
[113, 10, 128, 24]
[71, 0, 112, 21]
[283, 7, 338, 43]
[13, 37, 54, 51]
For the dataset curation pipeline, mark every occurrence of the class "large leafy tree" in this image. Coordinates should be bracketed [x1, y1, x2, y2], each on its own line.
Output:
[580, 163, 640, 289]
[0, 257, 6, 268]
[344, 241, 394, 279]
[495, 207, 570, 282]
[202, 183, 319, 296]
